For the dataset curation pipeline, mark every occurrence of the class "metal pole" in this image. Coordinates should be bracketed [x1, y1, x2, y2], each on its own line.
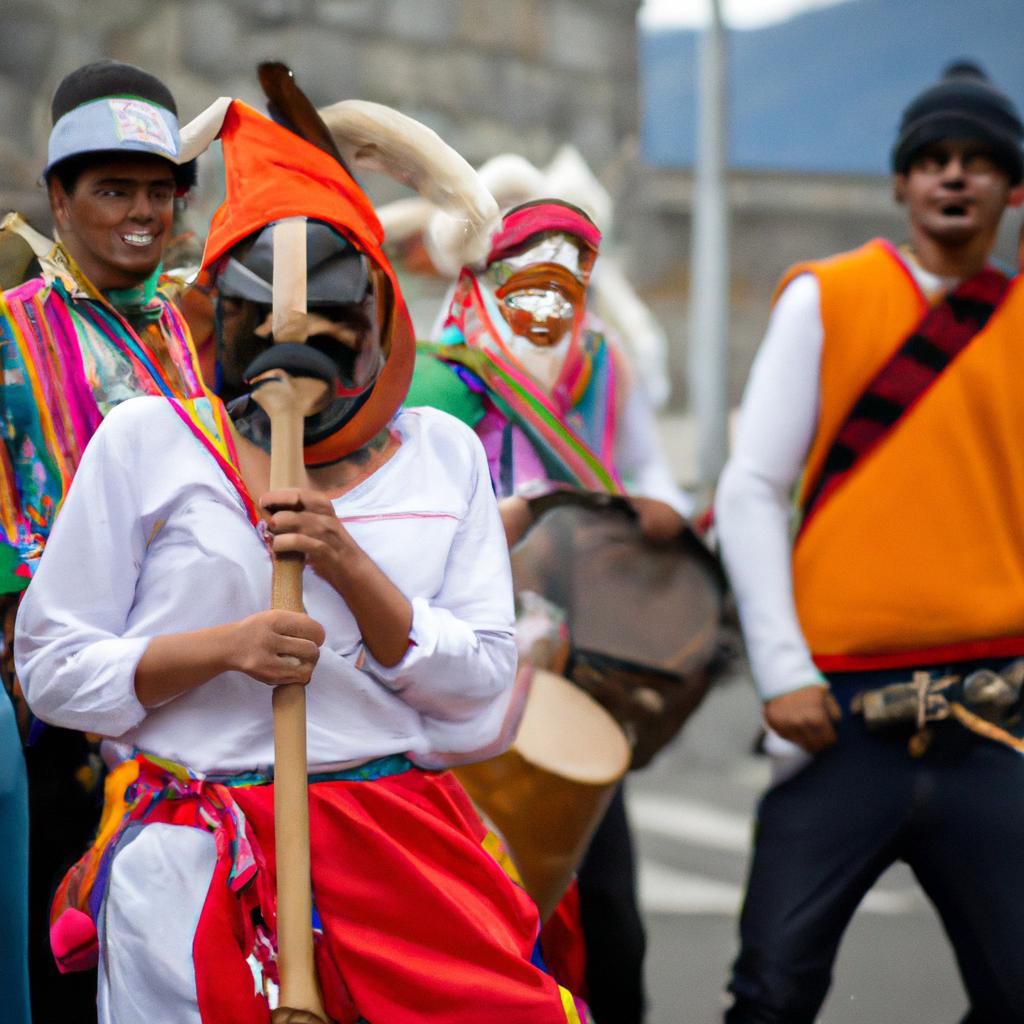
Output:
[687, 0, 730, 487]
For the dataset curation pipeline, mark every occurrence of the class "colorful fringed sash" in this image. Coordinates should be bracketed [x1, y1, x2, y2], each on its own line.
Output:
[49, 752, 415, 976]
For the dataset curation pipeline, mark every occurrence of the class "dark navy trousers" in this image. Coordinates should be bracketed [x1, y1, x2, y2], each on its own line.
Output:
[579, 783, 647, 1023]
[726, 664, 1024, 1024]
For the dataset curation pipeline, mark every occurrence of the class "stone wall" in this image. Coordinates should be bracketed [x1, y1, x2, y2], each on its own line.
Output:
[0, 0, 642, 224]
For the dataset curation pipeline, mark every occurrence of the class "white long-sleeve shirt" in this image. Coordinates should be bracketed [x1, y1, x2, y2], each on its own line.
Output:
[715, 274, 825, 702]
[716, 255, 957, 702]
[16, 398, 517, 774]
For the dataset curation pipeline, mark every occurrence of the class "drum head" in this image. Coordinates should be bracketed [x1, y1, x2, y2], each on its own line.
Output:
[511, 496, 725, 676]
[511, 493, 728, 767]
[513, 669, 630, 784]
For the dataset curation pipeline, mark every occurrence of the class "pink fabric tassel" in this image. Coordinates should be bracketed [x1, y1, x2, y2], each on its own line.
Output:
[51, 907, 99, 973]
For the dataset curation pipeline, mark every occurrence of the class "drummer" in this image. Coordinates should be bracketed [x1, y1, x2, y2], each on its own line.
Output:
[408, 199, 692, 1024]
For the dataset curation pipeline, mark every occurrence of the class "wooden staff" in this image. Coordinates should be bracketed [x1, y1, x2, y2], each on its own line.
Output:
[247, 216, 331, 1020]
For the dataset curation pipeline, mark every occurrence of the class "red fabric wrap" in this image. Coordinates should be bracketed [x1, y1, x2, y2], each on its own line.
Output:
[184, 769, 575, 1023]
[540, 881, 588, 1000]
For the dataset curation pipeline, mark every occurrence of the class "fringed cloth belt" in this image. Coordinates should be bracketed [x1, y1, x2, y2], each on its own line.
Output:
[49, 751, 413, 976]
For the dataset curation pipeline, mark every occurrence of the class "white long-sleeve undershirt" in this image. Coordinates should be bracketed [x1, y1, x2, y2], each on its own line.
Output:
[715, 273, 825, 702]
[614, 377, 694, 517]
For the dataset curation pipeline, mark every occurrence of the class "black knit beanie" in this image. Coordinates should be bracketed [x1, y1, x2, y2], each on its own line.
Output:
[891, 61, 1024, 185]
[51, 60, 178, 123]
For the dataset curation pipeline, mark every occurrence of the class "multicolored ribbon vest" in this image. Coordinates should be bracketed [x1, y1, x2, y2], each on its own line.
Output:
[0, 250, 252, 590]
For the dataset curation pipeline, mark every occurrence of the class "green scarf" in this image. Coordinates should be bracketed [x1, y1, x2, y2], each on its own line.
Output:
[106, 263, 164, 326]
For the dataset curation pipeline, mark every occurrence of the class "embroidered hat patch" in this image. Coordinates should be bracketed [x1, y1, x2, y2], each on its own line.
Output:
[108, 98, 177, 156]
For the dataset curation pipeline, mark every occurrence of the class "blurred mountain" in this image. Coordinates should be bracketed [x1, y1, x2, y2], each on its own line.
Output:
[642, 0, 1024, 174]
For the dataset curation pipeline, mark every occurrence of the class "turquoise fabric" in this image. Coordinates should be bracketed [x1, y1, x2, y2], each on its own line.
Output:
[106, 263, 165, 325]
[0, 689, 30, 1023]
[201, 752, 415, 788]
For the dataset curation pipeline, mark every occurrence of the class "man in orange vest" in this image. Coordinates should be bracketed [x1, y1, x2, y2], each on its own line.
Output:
[716, 62, 1024, 1022]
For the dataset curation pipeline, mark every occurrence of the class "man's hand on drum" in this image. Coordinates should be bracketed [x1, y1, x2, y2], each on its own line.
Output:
[628, 496, 687, 544]
[763, 684, 839, 753]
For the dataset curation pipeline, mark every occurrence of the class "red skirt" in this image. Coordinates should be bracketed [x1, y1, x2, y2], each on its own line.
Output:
[82, 760, 586, 1023]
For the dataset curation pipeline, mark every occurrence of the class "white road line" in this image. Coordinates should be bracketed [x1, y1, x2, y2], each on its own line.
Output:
[859, 888, 921, 915]
[638, 860, 921, 917]
[639, 861, 744, 915]
[628, 791, 752, 853]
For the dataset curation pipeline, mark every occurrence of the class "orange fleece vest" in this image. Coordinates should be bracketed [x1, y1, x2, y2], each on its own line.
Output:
[782, 239, 1024, 671]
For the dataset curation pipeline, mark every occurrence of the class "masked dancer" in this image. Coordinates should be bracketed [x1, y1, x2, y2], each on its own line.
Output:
[409, 199, 693, 1023]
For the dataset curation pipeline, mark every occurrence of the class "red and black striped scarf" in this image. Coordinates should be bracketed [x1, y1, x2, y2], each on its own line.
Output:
[799, 265, 1012, 529]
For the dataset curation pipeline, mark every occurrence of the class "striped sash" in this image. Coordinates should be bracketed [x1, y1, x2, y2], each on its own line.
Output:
[799, 266, 1011, 529]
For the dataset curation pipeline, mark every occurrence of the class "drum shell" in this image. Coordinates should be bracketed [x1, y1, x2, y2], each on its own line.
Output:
[455, 668, 629, 922]
[456, 751, 617, 922]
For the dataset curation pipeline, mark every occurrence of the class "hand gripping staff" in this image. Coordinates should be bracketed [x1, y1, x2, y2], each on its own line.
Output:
[245, 217, 338, 1020]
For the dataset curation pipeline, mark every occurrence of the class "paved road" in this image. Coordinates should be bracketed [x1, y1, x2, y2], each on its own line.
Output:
[626, 668, 967, 1023]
